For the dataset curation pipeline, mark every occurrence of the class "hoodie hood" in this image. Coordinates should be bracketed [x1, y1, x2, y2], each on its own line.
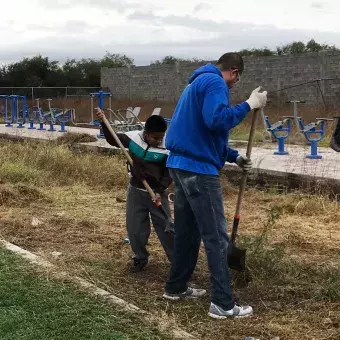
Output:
[188, 63, 222, 84]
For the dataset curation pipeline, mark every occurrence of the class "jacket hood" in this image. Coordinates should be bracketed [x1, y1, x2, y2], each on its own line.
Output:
[188, 63, 222, 84]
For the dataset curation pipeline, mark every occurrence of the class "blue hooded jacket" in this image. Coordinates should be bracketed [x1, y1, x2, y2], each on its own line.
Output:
[165, 63, 251, 175]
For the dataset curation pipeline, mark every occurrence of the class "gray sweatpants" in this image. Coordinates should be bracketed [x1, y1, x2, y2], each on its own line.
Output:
[126, 184, 173, 262]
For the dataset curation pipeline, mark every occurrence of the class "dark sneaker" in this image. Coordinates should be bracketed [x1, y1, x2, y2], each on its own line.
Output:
[208, 302, 253, 319]
[163, 286, 207, 300]
[130, 258, 148, 272]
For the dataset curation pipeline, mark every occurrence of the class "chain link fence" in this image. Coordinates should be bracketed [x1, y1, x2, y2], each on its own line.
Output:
[0, 87, 109, 101]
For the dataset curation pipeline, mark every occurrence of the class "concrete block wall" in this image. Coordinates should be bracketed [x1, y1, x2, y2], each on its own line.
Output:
[101, 51, 340, 108]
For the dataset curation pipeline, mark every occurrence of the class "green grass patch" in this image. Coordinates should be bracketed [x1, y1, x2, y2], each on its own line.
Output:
[0, 247, 172, 340]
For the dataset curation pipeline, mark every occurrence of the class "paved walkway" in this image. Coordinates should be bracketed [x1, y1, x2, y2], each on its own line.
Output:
[0, 123, 338, 183]
[235, 144, 340, 181]
[0, 123, 116, 149]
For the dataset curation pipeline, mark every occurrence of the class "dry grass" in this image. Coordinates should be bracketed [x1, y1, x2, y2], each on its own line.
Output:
[0, 138, 340, 340]
[55, 132, 97, 145]
[0, 139, 128, 188]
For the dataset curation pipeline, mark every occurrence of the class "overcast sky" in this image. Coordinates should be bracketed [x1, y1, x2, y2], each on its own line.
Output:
[1, 0, 340, 66]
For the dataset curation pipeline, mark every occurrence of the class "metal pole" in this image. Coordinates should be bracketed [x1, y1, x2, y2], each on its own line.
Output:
[90, 96, 94, 123]
[98, 90, 104, 109]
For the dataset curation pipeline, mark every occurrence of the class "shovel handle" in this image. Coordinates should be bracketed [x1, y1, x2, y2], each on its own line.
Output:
[101, 114, 157, 201]
[231, 108, 259, 243]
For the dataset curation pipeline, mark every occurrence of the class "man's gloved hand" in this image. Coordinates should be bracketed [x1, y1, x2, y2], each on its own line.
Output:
[246, 86, 267, 110]
[236, 155, 253, 173]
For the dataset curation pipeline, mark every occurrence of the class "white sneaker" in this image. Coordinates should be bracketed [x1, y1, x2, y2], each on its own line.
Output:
[208, 302, 253, 319]
[163, 286, 207, 301]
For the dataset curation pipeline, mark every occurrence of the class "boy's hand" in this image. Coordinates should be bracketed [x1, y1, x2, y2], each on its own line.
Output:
[153, 193, 162, 204]
[94, 107, 105, 122]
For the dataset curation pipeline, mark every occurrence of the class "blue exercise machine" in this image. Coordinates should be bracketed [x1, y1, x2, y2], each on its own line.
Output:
[90, 90, 112, 138]
[1, 95, 29, 127]
[69, 90, 112, 137]
[288, 100, 333, 159]
[261, 105, 293, 155]
[164, 118, 171, 127]
[1, 95, 10, 125]
[11, 95, 29, 128]
[31, 98, 72, 132]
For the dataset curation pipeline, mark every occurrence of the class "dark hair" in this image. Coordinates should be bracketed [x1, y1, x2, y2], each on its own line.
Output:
[216, 52, 244, 75]
[144, 115, 167, 133]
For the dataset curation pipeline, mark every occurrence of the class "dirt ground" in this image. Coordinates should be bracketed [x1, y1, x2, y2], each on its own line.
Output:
[1, 186, 340, 340]
[0, 138, 340, 340]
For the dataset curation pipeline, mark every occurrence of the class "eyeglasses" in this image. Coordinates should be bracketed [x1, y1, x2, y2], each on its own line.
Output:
[231, 68, 241, 83]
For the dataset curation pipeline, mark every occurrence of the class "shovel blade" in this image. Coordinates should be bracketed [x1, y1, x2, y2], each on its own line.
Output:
[227, 244, 246, 271]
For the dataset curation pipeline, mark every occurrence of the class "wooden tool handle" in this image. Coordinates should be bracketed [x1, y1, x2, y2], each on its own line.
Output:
[231, 109, 259, 242]
[101, 114, 157, 201]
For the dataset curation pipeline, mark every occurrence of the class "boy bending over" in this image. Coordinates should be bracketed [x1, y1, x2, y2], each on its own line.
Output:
[95, 108, 173, 272]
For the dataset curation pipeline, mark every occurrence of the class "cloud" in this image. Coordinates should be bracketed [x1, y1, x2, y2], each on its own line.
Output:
[128, 10, 158, 21]
[39, 0, 147, 12]
[26, 20, 96, 34]
[2, 21, 340, 67]
[310, 1, 327, 9]
[3, 5, 340, 67]
[193, 3, 212, 13]
[128, 11, 266, 33]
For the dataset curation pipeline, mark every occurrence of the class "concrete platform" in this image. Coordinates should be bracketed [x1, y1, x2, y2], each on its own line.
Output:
[234, 144, 340, 180]
[0, 124, 339, 193]
[0, 123, 100, 141]
[0, 123, 118, 151]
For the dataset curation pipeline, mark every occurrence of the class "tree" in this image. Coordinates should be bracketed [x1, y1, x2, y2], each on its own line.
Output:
[277, 41, 306, 55]
[277, 39, 340, 55]
[2, 55, 61, 87]
[100, 52, 134, 68]
[238, 48, 276, 57]
[150, 55, 205, 65]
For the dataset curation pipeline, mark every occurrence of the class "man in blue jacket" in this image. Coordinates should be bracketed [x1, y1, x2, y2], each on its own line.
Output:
[162, 53, 267, 319]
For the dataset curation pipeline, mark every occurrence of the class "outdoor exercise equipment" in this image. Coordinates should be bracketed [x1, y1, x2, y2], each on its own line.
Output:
[13, 95, 29, 128]
[261, 106, 293, 155]
[44, 99, 58, 131]
[31, 98, 73, 132]
[89, 90, 112, 137]
[287, 100, 333, 159]
[33, 99, 47, 130]
[69, 90, 111, 136]
[164, 118, 171, 127]
[106, 107, 144, 132]
[1, 95, 29, 127]
[49, 103, 73, 133]
[0, 95, 9, 126]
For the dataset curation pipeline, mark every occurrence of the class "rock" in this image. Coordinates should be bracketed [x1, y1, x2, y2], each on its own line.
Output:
[51, 251, 62, 258]
[31, 217, 43, 226]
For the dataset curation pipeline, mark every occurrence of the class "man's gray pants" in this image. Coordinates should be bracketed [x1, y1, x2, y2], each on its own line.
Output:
[126, 184, 173, 262]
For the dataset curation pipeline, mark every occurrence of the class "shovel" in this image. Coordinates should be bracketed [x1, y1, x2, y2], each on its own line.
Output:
[227, 108, 259, 271]
[100, 114, 175, 235]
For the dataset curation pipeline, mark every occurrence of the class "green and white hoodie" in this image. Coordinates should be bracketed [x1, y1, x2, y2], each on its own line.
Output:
[101, 124, 172, 194]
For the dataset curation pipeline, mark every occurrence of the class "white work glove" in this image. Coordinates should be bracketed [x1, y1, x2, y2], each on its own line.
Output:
[246, 86, 267, 110]
[236, 155, 252, 173]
